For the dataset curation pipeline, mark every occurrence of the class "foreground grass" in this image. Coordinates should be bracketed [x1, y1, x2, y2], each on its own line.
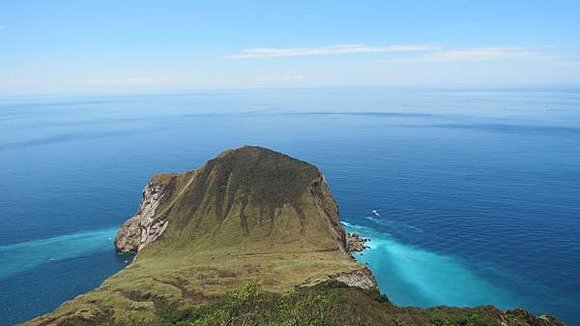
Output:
[33, 275, 563, 326]
[160, 281, 562, 326]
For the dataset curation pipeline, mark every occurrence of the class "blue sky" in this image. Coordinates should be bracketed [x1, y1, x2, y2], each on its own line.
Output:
[1, 0, 580, 94]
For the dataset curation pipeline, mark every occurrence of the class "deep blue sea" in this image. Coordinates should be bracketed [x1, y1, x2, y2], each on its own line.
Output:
[1, 88, 579, 325]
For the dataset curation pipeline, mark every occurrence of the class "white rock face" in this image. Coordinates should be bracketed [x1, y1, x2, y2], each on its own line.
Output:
[114, 181, 171, 253]
[136, 183, 169, 250]
[333, 268, 378, 290]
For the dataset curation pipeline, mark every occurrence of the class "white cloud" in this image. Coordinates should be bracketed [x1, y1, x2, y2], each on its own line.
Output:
[382, 46, 554, 63]
[555, 60, 580, 67]
[255, 75, 306, 82]
[83, 77, 173, 85]
[0, 80, 40, 86]
[229, 44, 436, 59]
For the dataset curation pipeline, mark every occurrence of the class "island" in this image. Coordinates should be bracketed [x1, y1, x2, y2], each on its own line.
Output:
[26, 146, 562, 325]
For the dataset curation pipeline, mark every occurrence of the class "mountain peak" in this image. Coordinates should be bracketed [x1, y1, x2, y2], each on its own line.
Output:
[115, 146, 347, 256]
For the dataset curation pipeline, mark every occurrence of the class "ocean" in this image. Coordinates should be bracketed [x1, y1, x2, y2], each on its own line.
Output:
[0, 88, 579, 325]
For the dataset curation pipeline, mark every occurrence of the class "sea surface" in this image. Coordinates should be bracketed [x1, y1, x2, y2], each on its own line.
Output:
[0, 88, 579, 325]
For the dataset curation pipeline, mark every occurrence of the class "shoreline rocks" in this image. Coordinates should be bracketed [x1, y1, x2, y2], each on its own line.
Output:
[347, 232, 370, 254]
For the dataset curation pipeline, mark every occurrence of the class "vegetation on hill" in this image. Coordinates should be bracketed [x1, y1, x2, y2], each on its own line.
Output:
[155, 281, 564, 326]
[25, 147, 563, 326]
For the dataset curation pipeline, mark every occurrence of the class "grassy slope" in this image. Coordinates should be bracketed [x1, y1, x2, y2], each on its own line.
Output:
[25, 147, 564, 326]
[26, 147, 364, 325]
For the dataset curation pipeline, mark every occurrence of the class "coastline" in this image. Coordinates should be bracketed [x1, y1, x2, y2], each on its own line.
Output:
[347, 231, 371, 255]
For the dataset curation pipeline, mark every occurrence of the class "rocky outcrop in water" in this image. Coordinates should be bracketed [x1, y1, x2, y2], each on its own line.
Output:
[347, 231, 370, 254]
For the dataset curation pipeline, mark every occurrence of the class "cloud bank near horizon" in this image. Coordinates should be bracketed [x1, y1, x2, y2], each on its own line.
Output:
[230, 44, 561, 63]
[229, 44, 436, 58]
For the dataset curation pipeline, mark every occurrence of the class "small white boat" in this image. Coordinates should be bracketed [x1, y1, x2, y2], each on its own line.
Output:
[372, 210, 381, 217]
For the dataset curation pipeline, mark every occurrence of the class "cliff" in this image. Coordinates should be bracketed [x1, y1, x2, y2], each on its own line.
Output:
[25, 146, 562, 326]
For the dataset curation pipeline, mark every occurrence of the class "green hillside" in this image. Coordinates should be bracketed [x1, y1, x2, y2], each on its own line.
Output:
[25, 147, 562, 326]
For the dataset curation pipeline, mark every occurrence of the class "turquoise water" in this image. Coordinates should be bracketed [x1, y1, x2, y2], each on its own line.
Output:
[0, 88, 579, 325]
[344, 222, 516, 308]
[0, 227, 119, 280]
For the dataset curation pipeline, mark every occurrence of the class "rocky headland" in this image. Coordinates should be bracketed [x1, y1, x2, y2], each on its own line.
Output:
[26, 146, 563, 326]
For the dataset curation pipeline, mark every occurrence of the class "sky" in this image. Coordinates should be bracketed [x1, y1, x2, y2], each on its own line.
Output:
[1, 0, 580, 95]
